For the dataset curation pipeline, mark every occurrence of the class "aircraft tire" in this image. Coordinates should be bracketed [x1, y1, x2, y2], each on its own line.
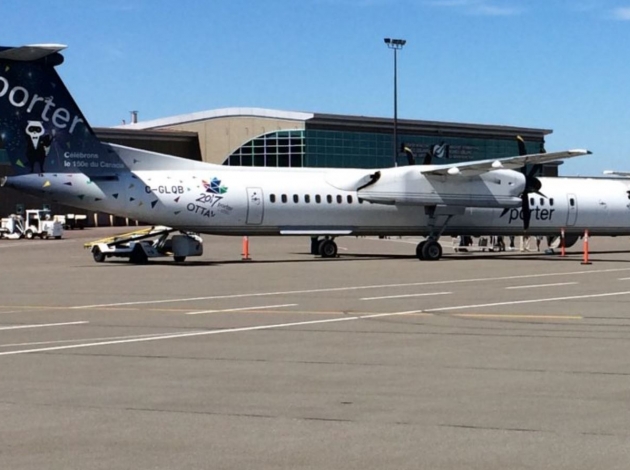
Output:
[92, 247, 106, 263]
[421, 240, 442, 261]
[416, 241, 426, 260]
[174, 256, 186, 263]
[318, 239, 338, 258]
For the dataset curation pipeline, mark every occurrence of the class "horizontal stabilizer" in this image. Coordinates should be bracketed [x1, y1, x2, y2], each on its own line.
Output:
[603, 170, 630, 178]
[0, 44, 66, 61]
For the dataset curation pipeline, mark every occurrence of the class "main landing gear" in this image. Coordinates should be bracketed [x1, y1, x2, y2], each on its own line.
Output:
[416, 239, 443, 261]
[310, 236, 338, 258]
[415, 206, 460, 261]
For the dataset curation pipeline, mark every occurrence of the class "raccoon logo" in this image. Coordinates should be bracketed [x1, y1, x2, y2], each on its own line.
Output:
[25, 120, 54, 173]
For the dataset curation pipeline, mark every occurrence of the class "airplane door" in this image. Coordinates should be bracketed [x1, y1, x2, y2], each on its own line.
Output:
[246, 187, 264, 225]
[566, 194, 577, 226]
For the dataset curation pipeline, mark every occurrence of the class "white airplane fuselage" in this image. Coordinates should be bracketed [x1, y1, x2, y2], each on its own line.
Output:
[9, 165, 630, 238]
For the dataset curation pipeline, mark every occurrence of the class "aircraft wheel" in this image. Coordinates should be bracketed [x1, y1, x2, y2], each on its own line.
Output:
[92, 247, 106, 263]
[25, 230, 34, 240]
[174, 256, 186, 263]
[416, 241, 427, 260]
[421, 240, 442, 261]
[318, 239, 338, 258]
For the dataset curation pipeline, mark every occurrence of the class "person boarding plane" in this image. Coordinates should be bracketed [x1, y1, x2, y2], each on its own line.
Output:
[0, 44, 621, 262]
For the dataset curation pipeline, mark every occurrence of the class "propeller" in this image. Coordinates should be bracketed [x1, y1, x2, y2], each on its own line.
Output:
[400, 143, 415, 165]
[516, 135, 546, 230]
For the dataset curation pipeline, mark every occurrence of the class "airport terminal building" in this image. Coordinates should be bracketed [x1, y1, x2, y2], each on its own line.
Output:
[0, 108, 552, 223]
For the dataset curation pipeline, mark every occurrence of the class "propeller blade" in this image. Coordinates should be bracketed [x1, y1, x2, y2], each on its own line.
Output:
[516, 135, 527, 156]
[422, 152, 432, 165]
[528, 163, 543, 178]
[522, 192, 531, 231]
[401, 144, 415, 166]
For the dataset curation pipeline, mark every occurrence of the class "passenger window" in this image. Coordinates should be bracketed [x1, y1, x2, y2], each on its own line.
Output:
[347, 195, 353, 204]
[270, 194, 276, 203]
[540, 198, 544, 206]
[549, 198, 554, 206]
[305, 195, 310, 203]
[358, 198, 364, 204]
[315, 195, 321, 203]
[281, 194, 287, 203]
[293, 194, 299, 203]
[530, 197, 534, 206]
[327, 195, 332, 203]
[336, 195, 342, 204]
[570, 198, 575, 207]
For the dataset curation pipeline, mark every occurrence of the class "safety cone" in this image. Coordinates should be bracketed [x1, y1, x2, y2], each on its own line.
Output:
[242, 236, 251, 261]
[581, 229, 591, 265]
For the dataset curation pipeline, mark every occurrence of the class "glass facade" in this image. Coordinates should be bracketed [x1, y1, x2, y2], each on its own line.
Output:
[224, 130, 305, 167]
[305, 129, 393, 168]
[223, 126, 544, 169]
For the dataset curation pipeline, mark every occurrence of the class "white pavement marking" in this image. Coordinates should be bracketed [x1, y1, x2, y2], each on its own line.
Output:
[0, 332, 183, 348]
[185, 304, 298, 315]
[361, 292, 451, 301]
[0, 311, 418, 357]
[618, 277, 630, 281]
[0, 321, 88, 331]
[420, 291, 630, 313]
[70, 268, 630, 310]
[505, 282, 578, 290]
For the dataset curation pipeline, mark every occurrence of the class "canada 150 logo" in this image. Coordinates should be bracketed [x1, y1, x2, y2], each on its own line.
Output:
[187, 177, 233, 218]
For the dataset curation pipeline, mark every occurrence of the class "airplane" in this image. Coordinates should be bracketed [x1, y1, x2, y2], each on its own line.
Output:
[0, 43, 622, 263]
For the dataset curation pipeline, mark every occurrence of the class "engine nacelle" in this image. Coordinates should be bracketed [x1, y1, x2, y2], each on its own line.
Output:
[358, 167, 525, 208]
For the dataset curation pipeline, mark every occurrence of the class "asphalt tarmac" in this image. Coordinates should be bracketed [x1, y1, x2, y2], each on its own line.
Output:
[1, 228, 630, 469]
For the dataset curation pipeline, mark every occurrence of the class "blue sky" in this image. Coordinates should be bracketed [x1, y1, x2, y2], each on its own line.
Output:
[5, 0, 630, 175]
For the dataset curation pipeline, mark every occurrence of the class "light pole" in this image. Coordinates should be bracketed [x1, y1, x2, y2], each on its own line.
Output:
[384, 37, 406, 167]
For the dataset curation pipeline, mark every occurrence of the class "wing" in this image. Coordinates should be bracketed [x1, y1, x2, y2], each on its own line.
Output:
[421, 149, 591, 177]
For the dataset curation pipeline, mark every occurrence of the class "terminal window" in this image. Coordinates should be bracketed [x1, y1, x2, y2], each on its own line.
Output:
[225, 130, 305, 168]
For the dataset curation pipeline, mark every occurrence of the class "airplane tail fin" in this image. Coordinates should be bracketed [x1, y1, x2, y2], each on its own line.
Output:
[0, 44, 124, 175]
